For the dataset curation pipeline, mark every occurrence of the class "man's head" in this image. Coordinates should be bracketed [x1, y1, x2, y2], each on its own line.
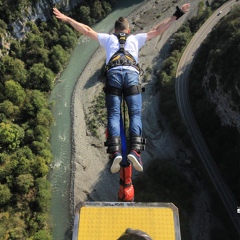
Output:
[114, 17, 130, 33]
[117, 228, 152, 240]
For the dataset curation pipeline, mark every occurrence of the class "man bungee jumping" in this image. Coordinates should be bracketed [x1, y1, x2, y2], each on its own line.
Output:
[53, 3, 190, 174]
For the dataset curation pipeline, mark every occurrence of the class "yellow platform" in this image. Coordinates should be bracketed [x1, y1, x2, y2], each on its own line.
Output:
[72, 202, 181, 240]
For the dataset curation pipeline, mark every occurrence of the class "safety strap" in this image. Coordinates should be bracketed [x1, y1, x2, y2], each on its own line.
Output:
[130, 136, 146, 152]
[124, 84, 142, 96]
[104, 84, 143, 97]
[117, 32, 128, 52]
[104, 136, 121, 153]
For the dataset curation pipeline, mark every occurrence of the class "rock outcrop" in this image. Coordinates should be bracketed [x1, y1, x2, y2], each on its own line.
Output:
[11, 0, 83, 39]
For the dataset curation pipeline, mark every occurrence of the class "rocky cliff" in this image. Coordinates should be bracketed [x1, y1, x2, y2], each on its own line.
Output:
[203, 69, 240, 133]
[12, 0, 83, 39]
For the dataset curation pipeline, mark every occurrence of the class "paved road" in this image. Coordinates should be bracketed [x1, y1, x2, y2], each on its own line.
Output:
[175, 0, 240, 234]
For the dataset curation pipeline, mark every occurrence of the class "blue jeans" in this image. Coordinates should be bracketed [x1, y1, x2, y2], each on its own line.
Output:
[106, 69, 142, 137]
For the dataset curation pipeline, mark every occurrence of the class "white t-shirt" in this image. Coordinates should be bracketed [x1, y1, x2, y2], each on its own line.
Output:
[98, 33, 147, 71]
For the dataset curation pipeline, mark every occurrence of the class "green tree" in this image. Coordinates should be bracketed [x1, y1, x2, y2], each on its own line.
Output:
[42, 31, 55, 47]
[162, 57, 177, 76]
[26, 21, 40, 35]
[59, 34, 77, 50]
[36, 109, 53, 128]
[77, 5, 94, 25]
[171, 31, 189, 51]
[102, 1, 112, 15]
[0, 55, 27, 85]
[91, 0, 103, 20]
[50, 44, 69, 65]
[0, 82, 4, 102]
[34, 125, 49, 142]
[0, 153, 12, 182]
[32, 155, 49, 177]
[0, 100, 20, 119]
[49, 59, 62, 73]
[0, 122, 24, 150]
[48, 44, 70, 73]
[25, 32, 44, 50]
[27, 47, 49, 67]
[4, 212, 26, 240]
[7, 147, 34, 177]
[38, 149, 52, 163]
[159, 71, 171, 87]
[0, 184, 11, 205]
[35, 178, 51, 212]
[0, 19, 7, 35]
[9, 39, 24, 59]
[28, 212, 49, 233]
[16, 174, 34, 193]
[33, 230, 52, 240]
[24, 128, 35, 144]
[58, 24, 75, 38]
[28, 63, 54, 92]
[0, 212, 10, 239]
[22, 89, 48, 119]
[5, 80, 26, 105]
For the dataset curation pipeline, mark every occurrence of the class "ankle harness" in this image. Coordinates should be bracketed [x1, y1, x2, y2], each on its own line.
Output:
[105, 33, 142, 74]
[130, 136, 146, 153]
[104, 136, 146, 153]
[104, 136, 121, 153]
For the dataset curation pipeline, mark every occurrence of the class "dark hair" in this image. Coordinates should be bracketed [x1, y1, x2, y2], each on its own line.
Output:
[114, 17, 129, 31]
[117, 228, 153, 240]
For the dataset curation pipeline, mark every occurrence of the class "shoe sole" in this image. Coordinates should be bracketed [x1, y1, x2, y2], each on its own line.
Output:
[110, 156, 122, 173]
[127, 154, 143, 172]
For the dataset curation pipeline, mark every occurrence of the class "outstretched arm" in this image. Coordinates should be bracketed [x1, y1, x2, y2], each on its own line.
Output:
[53, 8, 98, 41]
[146, 3, 190, 41]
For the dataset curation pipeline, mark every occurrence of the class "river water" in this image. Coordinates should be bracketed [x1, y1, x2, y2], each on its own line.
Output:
[48, 1, 145, 239]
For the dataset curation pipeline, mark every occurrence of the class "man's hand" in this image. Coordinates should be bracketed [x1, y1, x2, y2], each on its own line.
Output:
[53, 7, 98, 41]
[173, 3, 190, 20]
[181, 3, 190, 14]
[53, 8, 69, 22]
[146, 3, 190, 41]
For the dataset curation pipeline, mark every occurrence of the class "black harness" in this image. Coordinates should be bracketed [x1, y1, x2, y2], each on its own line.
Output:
[105, 33, 142, 73]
